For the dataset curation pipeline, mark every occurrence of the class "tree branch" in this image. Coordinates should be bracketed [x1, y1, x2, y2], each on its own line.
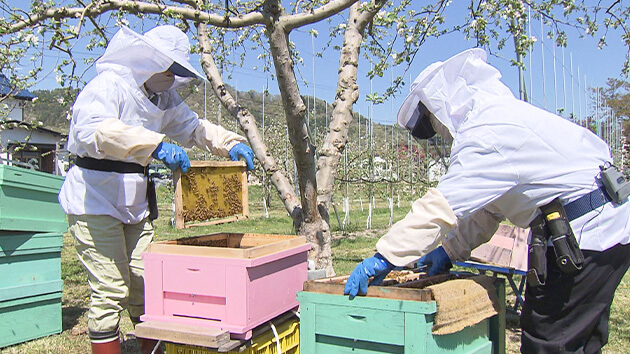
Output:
[316, 0, 386, 209]
[6, 0, 267, 34]
[283, 0, 358, 31]
[197, 22, 301, 219]
[264, 5, 318, 226]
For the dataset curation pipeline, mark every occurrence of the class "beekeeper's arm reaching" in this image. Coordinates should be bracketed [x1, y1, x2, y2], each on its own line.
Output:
[344, 49, 518, 298]
[344, 188, 457, 298]
[343, 185, 504, 296]
[87, 71, 255, 172]
[152, 77, 255, 171]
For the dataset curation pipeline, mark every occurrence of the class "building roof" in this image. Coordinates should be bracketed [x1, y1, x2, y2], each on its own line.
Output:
[2, 120, 66, 138]
[0, 74, 37, 101]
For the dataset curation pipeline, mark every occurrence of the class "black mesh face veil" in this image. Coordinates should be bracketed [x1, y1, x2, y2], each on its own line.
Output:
[405, 101, 436, 140]
[168, 62, 199, 78]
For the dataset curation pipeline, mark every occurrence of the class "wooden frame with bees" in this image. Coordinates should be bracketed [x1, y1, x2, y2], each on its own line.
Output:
[173, 160, 249, 229]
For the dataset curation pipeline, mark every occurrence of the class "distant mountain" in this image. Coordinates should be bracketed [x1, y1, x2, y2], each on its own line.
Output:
[24, 88, 77, 132]
[23, 83, 396, 148]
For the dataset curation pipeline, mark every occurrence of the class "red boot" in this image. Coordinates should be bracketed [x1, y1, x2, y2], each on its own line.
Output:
[91, 338, 121, 354]
[137, 338, 164, 354]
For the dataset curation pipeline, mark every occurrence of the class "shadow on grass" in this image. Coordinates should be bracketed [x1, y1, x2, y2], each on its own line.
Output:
[62, 305, 87, 331]
[505, 312, 522, 353]
[121, 337, 165, 354]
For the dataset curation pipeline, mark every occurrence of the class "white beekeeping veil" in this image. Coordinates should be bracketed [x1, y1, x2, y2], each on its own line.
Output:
[397, 48, 512, 139]
[95, 25, 205, 90]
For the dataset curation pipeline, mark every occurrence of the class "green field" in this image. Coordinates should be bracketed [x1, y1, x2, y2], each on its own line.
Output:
[2, 183, 629, 353]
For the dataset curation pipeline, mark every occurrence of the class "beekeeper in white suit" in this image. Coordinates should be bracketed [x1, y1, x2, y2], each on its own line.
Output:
[58, 25, 254, 354]
[344, 48, 630, 353]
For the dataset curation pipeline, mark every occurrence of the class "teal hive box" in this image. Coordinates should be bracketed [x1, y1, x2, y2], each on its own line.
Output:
[297, 275, 505, 354]
[0, 290, 63, 348]
[0, 231, 63, 348]
[0, 165, 67, 233]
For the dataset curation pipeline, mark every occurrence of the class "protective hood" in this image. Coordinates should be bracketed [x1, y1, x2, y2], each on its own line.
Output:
[397, 48, 515, 138]
[95, 26, 205, 90]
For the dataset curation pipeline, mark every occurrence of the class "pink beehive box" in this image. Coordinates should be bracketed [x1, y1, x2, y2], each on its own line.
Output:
[141, 233, 310, 339]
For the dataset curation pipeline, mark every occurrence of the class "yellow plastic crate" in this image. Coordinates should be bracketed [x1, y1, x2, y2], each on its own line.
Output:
[165, 318, 299, 354]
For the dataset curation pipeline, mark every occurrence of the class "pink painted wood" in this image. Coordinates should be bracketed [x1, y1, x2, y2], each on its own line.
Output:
[141, 241, 310, 340]
[469, 224, 529, 272]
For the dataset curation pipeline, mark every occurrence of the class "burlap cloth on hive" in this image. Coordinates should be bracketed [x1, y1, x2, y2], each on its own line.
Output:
[427, 275, 500, 335]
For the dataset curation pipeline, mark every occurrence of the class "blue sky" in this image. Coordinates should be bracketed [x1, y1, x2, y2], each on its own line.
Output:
[23, 2, 628, 126]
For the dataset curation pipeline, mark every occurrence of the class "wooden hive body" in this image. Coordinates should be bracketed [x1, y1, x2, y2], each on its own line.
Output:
[297, 273, 506, 353]
[142, 233, 310, 340]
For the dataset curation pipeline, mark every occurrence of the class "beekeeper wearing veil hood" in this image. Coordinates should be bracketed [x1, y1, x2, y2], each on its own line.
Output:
[58, 25, 254, 354]
[345, 48, 630, 353]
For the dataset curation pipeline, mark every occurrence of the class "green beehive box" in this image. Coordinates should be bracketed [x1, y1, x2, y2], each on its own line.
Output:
[0, 290, 63, 348]
[0, 165, 67, 233]
[297, 275, 505, 354]
[0, 231, 63, 348]
[0, 232, 63, 296]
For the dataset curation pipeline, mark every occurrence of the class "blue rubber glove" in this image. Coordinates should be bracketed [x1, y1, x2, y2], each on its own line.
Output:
[416, 246, 452, 276]
[228, 143, 255, 171]
[152, 142, 190, 173]
[344, 253, 394, 299]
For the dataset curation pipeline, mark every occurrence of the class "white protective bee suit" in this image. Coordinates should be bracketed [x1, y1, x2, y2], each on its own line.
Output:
[376, 48, 630, 352]
[58, 25, 246, 348]
[59, 26, 245, 223]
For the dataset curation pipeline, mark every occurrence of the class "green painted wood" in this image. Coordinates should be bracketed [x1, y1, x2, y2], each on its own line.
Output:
[0, 231, 63, 303]
[430, 321, 492, 353]
[489, 279, 506, 354]
[298, 289, 497, 354]
[299, 301, 316, 354]
[313, 303, 405, 346]
[0, 291, 62, 348]
[316, 335, 404, 353]
[404, 312, 429, 353]
[0, 165, 67, 233]
[0, 280, 63, 303]
[297, 291, 437, 314]
[0, 232, 63, 257]
[0, 250, 62, 293]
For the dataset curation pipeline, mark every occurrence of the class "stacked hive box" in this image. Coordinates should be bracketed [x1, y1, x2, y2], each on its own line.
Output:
[297, 274, 506, 354]
[0, 165, 67, 348]
[141, 233, 310, 340]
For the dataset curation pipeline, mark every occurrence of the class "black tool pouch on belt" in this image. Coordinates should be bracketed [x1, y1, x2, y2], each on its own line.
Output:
[527, 214, 549, 287]
[527, 198, 585, 287]
[541, 198, 584, 274]
[147, 176, 158, 221]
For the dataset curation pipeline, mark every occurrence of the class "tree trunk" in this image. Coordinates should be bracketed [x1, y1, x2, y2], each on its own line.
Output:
[315, 2, 386, 274]
[197, 23, 301, 220]
[265, 4, 333, 273]
[196, 1, 383, 276]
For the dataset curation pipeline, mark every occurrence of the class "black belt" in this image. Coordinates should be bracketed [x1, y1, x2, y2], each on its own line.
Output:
[563, 186, 612, 221]
[75, 156, 147, 174]
[75, 156, 157, 220]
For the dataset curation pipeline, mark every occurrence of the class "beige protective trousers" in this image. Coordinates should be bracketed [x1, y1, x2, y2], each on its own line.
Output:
[68, 214, 154, 343]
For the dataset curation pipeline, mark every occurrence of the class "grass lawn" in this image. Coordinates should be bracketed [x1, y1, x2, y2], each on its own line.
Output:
[2, 184, 629, 353]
